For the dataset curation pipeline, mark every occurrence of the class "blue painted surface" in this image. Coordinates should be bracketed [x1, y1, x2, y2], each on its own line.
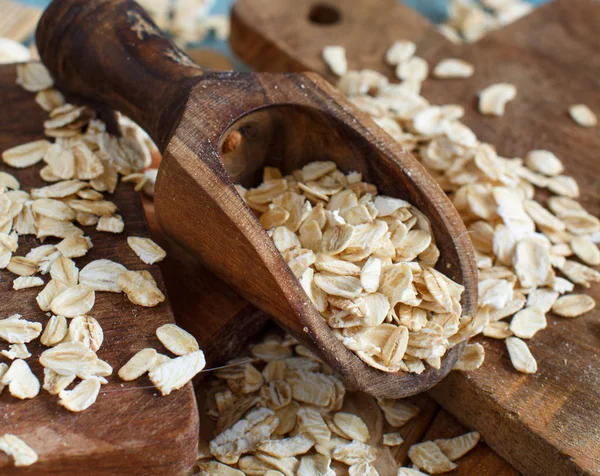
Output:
[16, 0, 550, 58]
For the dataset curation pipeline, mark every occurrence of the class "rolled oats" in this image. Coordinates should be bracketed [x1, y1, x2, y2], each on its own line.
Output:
[50, 284, 95, 317]
[0, 434, 38, 467]
[408, 441, 457, 474]
[156, 323, 199, 356]
[322, 46, 347, 76]
[0, 314, 42, 344]
[569, 104, 597, 128]
[148, 350, 206, 395]
[505, 337, 537, 373]
[1, 359, 40, 399]
[551, 294, 596, 318]
[435, 431, 480, 460]
[12, 276, 44, 290]
[40, 314, 68, 347]
[433, 58, 474, 78]
[478, 83, 517, 116]
[127, 236, 167, 264]
[58, 377, 102, 412]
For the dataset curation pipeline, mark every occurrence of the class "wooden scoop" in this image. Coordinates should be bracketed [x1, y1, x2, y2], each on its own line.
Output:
[36, 0, 477, 398]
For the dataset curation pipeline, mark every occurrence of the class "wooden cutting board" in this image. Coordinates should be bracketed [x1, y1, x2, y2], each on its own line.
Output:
[0, 65, 198, 475]
[226, 1, 600, 475]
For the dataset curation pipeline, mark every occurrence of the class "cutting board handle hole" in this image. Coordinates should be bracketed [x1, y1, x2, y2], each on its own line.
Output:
[308, 4, 341, 25]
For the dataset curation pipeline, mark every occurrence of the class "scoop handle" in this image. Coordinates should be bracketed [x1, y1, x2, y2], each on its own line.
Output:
[36, 0, 205, 149]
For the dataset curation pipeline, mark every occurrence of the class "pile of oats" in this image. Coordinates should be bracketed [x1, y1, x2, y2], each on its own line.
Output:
[237, 163, 467, 374]
[137, 0, 229, 47]
[323, 42, 599, 374]
[438, 0, 535, 44]
[0, 62, 202, 462]
[196, 332, 479, 475]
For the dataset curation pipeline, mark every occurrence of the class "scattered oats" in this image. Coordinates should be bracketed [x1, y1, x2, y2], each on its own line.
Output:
[35, 88, 65, 112]
[333, 412, 370, 442]
[1, 344, 31, 360]
[386, 41, 417, 65]
[36, 279, 67, 311]
[547, 175, 579, 198]
[58, 377, 102, 412]
[551, 294, 595, 318]
[510, 306, 547, 339]
[32, 198, 75, 221]
[31, 179, 88, 199]
[0, 359, 40, 399]
[16, 62, 53, 92]
[526, 288, 559, 313]
[13, 276, 44, 290]
[397, 469, 428, 476]
[0, 171, 20, 190]
[2, 140, 50, 168]
[64, 315, 104, 351]
[127, 236, 167, 264]
[121, 172, 148, 192]
[408, 441, 457, 474]
[39, 341, 99, 377]
[79, 259, 127, 293]
[50, 284, 95, 317]
[156, 323, 199, 356]
[40, 314, 68, 347]
[505, 337, 537, 373]
[96, 214, 124, 233]
[50, 256, 79, 287]
[296, 405, 331, 445]
[196, 461, 244, 475]
[524, 150, 564, 177]
[209, 407, 278, 464]
[378, 399, 420, 427]
[332, 440, 376, 465]
[119, 348, 158, 381]
[569, 104, 597, 128]
[396, 56, 428, 82]
[257, 434, 315, 457]
[56, 235, 93, 259]
[478, 83, 517, 116]
[43, 143, 75, 180]
[118, 270, 165, 307]
[570, 236, 600, 266]
[453, 343, 485, 371]
[0, 434, 38, 467]
[0, 314, 42, 344]
[559, 260, 600, 288]
[383, 432, 405, 446]
[143, 168, 158, 197]
[322, 46, 347, 76]
[297, 454, 335, 476]
[433, 58, 474, 78]
[43, 368, 75, 395]
[148, 350, 205, 395]
[314, 273, 362, 299]
[435, 431, 480, 461]
[7, 256, 38, 276]
[348, 462, 379, 476]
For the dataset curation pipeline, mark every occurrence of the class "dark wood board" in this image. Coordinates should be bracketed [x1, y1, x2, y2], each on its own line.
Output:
[0, 65, 198, 475]
[228, 0, 600, 475]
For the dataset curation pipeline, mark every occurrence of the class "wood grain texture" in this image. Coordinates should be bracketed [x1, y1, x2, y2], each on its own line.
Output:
[37, 0, 477, 399]
[230, 0, 600, 474]
[0, 66, 198, 475]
